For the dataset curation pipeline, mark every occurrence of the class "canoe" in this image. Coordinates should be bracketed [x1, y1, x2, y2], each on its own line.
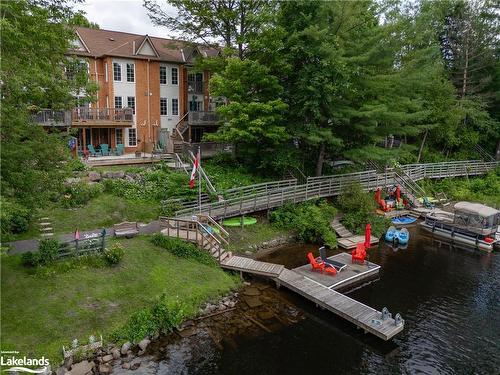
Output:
[392, 216, 417, 225]
[222, 217, 258, 227]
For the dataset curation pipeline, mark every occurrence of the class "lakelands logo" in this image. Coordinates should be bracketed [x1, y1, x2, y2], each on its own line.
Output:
[1, 351, 49, 374]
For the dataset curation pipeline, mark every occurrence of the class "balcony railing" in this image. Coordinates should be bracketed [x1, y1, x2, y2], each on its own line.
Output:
[72, 107, 133, 124]
[187, 111, 218, 125]
[32, 110, 72, 127]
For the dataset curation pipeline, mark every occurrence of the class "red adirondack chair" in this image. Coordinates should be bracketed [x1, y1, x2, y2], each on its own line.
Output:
[307, 252, 337, 275]
[351, 243, 366, 264]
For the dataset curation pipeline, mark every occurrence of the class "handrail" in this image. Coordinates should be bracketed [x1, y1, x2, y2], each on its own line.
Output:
[174, 153, 189, 174]
[187, 150, 217, 194]
[174, 160, 499, 218]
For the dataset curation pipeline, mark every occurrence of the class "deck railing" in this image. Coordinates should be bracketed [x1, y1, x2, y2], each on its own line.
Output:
[175, 160, 499, 219]
[32, 109, 72, 126]
[72, 107, 133, 123]
[187, 111, 218, 125]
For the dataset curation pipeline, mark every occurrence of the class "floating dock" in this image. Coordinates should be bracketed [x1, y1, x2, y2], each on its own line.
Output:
[331, 217, 380, 249]
[221, 255, 404, 340]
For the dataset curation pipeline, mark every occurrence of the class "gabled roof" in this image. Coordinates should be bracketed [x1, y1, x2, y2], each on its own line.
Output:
[71, 27, 219, 64]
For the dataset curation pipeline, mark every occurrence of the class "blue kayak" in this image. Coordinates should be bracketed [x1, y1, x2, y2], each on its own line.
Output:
[392, 216, 417, 225]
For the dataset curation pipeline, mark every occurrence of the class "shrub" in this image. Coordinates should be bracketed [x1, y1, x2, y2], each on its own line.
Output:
[150, 234, 217, 266]
[21, 251, 40, 267]
[337, 182, 375, 216]
[67, 158, 87, 172]
[103, 242, 125, 266]
[60, 182, 104, 208]
[38, 238, 60, 265]
[111, 295, 187, 343]
[270, 200, 337, 247]
[1, 197, 31, 238]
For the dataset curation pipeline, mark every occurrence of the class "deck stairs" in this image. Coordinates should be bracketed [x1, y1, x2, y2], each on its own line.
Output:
[474, 144, 495, 162]
[171, 113, 189, 142]
[393, 170, 425, 208]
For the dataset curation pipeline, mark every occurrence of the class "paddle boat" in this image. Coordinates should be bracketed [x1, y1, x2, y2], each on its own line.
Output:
[385, 226, 410, 245]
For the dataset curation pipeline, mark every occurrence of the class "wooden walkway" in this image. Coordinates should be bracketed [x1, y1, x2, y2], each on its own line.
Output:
[221, 255, 403, 340]
[331, 217, 353, 237]
[277, 269, 404, 340]
[331, 217, 379, 249]
[221, 255, 284, 277]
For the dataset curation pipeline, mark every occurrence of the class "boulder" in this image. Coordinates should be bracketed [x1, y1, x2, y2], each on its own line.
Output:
[103, 171, 125, 179]
[101, 354, 113, 363]
[110, 348, 120, 360]
[56, 366, 68, 375]
[88, 172, 101, 182]
[138, 338, 150, 351]
[120, 342, 132, 355]
[63, 356, 73, 370]
[68, 360, 93, 375]
[130, 362, 141, 371]
[98, 363, 112, 375]
[121, 363, 130, 370]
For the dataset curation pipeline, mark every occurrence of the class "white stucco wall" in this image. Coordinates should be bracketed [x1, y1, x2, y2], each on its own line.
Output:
[159, 63, 180, 131]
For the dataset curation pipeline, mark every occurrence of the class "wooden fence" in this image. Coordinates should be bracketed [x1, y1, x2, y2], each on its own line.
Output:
[57, 233, 106, 258]
[174, 160, 499, 219]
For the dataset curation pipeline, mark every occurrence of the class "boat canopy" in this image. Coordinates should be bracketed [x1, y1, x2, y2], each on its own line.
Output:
[454, 202, 499, 218]
[453, 201, 500, 233]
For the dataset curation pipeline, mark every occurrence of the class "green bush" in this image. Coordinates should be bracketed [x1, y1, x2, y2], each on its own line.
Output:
[21, 251, 40, 267]
[60, 182, 104, 208]
[1, 197, 31, 238]
[67, 158, 87, 172]
[111, 294, 187, 343]
[337, 182, 376, 216]
[150, 234, 217, 266]
[38, 238, 60, 265]
[103, 242, 125, 266]
[270, 200, 337, 247]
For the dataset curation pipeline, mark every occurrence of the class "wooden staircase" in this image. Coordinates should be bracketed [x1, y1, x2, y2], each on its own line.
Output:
[159, 215, 232, 264]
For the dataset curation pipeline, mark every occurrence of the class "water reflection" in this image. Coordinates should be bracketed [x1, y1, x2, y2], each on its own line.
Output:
[141, 225, 500, 374]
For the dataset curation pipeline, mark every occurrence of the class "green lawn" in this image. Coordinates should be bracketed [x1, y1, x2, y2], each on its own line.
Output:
[226, 218, 293, 253]
[0, 236, 238, 363]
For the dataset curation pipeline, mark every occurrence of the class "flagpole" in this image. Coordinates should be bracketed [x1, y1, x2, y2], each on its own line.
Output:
[198, 146, 202, 214]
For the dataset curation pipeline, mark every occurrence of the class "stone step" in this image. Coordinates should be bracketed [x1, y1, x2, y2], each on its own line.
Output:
[39, 222, 52, 226]
[41, 233, 54, 237]
[40, 227, 53, 232]
[39, 217, 50, 221]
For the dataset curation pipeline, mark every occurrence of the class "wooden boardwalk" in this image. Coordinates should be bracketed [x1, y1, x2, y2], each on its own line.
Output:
[221, 255, 284, 277]
[331, 217, 379, 250]
[221, 255, 403, 340]
[331, 217, 353, 237]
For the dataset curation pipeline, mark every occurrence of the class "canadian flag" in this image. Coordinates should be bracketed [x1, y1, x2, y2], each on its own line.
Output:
[189, 150, 200, 188]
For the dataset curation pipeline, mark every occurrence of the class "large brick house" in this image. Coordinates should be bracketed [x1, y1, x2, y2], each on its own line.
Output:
[36, 27, 222, 155]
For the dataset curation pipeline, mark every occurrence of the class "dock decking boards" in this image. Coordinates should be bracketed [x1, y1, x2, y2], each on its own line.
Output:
[337, 235, 379, 249]
[221, 255, 403, 340]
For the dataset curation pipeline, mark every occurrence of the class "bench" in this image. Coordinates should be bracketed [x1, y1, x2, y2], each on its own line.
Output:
[113, 221, 139, 238]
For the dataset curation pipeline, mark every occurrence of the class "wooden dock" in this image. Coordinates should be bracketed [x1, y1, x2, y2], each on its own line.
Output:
[221, 255, 404, 340]
[277, 268, 404, 340]
[337, 235, 379, 250]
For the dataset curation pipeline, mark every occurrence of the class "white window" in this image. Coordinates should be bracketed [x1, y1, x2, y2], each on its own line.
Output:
[126, 63, 135, 82]
[127, 128, 137, 147]
[105, 63, 108, 82]
[171, 67, 178, 85]
[172, 98, 178, 115]
[160, 98, 168, 115]
[113, 62, 121, 81]
[114, 96, 122, 108]
[115, 129, 123, 145]
[160, 66, 167, 84]
[127, 96, 135, 114]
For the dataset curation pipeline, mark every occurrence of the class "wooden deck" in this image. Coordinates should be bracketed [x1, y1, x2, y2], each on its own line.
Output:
[338, 235, 379, 249]
[221, 254, 403, 340]
[331, 217, 353, 238]
[292, 252, 380, 290]
[277, 268, 404, 340]
[221, 255, 284, 277]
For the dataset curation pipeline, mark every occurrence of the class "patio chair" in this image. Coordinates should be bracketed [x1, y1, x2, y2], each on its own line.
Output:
[100, 144, 110, 156]
[319, 246, 347, 272]
[87, 144, 101, 157]
[307, 252, 337, 275]
[115, 144, 124, 156]
[351, 243, 366, 264]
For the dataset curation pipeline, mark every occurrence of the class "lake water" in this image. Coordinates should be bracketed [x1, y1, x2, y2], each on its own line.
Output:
[142, 225, 500, 374]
